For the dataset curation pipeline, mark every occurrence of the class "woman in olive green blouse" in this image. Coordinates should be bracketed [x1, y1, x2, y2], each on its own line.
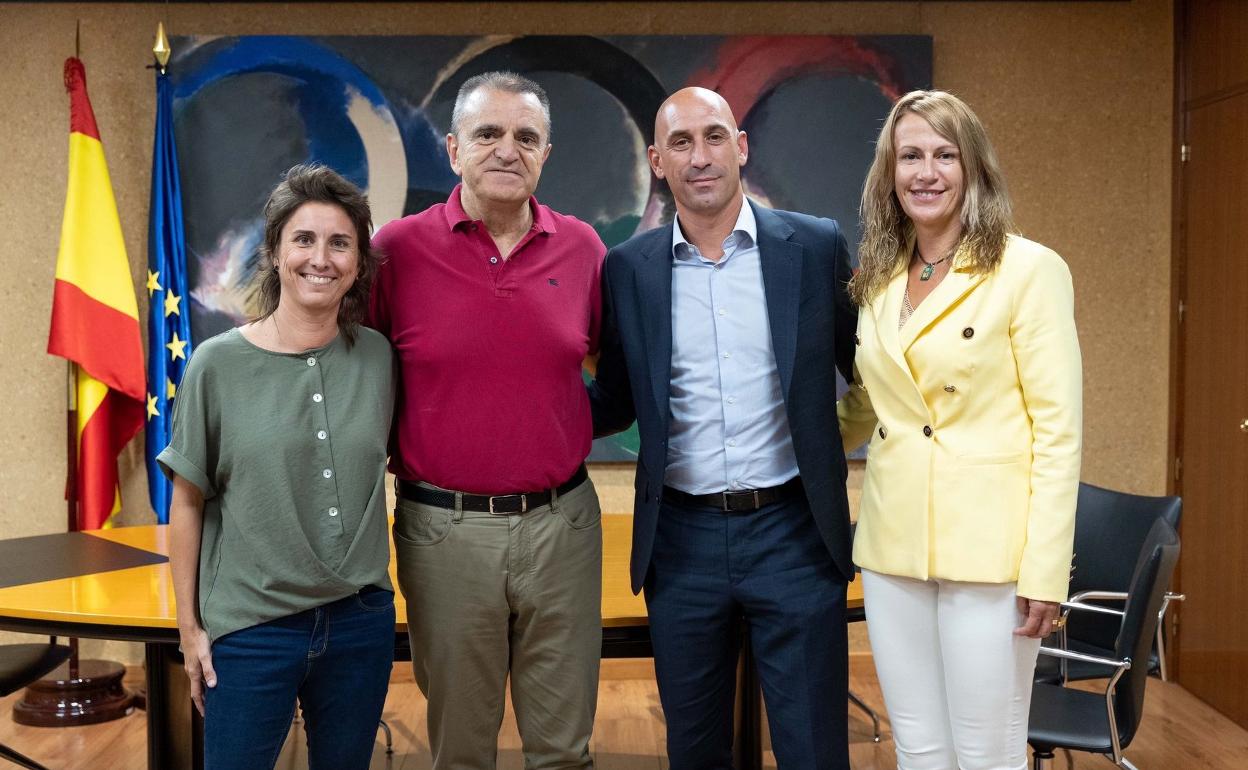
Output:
[158, 165, 395, 770]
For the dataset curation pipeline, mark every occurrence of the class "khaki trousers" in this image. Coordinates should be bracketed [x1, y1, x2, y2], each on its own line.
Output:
[394, 477, 603, 770]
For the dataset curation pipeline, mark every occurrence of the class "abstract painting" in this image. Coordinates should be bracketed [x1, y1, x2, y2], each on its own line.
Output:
[169, 34, 931, 459]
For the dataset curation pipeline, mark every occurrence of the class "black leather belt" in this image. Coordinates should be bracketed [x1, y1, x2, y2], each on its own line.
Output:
[662, 476, 803, 513]
[396, 465, 588, 515]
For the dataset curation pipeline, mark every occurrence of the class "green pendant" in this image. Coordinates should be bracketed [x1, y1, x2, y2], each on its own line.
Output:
[920, 263, 935, 281]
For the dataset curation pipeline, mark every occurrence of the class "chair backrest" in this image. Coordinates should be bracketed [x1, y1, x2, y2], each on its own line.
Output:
[1111, 518, 1180, 748]
[1068, 483, 1182, 650]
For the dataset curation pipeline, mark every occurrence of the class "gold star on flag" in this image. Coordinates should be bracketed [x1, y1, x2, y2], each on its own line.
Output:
[146, 270, 162, 297]
[146, 392, 160, 419]
[164, 291, 181, 317]
[166, 331, 188, 361]
[166, 377, 177, 400]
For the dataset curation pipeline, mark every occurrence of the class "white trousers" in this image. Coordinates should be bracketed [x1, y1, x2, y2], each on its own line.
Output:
[862, 569, 1042, 770]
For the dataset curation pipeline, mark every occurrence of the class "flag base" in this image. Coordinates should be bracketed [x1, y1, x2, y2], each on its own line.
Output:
[12, 658, 135, 726]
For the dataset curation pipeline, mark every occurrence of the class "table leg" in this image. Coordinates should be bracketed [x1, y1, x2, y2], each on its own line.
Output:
[144, 642, 202, 770]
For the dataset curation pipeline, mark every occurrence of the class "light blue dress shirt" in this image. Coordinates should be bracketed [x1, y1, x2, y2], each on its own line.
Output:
[664, 199, 800, 495]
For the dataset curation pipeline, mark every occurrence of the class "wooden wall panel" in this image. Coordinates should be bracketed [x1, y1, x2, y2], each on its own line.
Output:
[1175, 0, 1248, 730]
[0, 1, 1174, 663]
[1185, 0, 1248, 104]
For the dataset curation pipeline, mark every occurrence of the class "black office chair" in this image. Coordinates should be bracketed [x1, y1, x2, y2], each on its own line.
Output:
[0, 638, 73, 770]
[1028, 518, 1180, 770]
[1035, 483, 1184, 685]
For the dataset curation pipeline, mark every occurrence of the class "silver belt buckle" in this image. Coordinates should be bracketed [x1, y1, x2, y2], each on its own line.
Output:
[488, 494, 527, 515]
[721, 490, 762, 511]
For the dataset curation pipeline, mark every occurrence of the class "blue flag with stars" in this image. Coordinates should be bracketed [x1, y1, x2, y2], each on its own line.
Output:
[145, 68, 192, 523]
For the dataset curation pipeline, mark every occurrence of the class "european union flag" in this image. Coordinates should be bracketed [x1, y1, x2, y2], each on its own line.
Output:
[145, 68, 192, 523]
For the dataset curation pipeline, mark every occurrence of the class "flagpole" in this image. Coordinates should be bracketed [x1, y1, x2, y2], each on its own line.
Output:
[16, 37, 138, 731]
[66, 361, 78, 534]
[66, 361, 81, 679]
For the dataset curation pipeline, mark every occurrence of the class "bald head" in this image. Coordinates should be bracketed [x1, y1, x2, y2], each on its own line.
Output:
[654, 87, 739, 143]
[648, 87, 749, 222]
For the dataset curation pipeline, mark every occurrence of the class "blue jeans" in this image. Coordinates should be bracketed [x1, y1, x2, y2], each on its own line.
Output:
[203, 587, 395, 770]
[645, 495, 849, 770]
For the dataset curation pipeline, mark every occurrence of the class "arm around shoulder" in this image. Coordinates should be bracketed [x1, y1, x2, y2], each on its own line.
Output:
[587, 249, 636, 438]
[837, 365, 877, 455]
[829, 221, 859, 386]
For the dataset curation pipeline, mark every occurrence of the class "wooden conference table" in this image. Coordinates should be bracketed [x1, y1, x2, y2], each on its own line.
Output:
[0, 515, 863, 769]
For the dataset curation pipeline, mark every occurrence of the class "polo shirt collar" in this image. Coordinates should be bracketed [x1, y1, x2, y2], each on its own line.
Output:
[443, 183, 558, 234]
[671, 195, 756, 261]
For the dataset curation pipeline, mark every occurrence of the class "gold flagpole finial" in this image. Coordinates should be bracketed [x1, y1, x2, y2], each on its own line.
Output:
[152, 22, 171, 73]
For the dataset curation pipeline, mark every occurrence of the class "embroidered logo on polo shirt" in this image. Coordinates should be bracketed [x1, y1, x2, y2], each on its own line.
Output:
[548, 278, 559, 287]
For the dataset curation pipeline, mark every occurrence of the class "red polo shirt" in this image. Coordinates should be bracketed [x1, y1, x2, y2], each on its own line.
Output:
[368, 185, 605, 494]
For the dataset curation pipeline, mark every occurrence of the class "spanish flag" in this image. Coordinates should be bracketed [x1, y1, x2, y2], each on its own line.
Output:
[47, 58, 146, 530]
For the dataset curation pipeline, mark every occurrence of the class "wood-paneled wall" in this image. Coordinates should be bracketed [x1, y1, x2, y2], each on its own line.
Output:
[0, 1, 1174, 664]
[1174, 0, 1248, 731]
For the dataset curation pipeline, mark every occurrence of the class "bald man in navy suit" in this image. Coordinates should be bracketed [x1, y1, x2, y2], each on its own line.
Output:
[588, 87, 857, 770]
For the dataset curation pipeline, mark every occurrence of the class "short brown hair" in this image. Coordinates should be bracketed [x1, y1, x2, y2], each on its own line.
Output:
[253, 164, 377, 345]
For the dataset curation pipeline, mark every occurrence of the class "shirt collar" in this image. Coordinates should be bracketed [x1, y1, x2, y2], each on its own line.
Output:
[442, 183, 557, 234]
[671, 196, 756, 261]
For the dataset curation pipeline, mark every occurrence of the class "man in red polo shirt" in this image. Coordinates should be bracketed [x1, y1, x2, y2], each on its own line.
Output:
[368, 72, 606, 769]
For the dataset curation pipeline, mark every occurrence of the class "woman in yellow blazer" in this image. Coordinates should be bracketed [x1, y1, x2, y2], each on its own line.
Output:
[839, 90, 1081, 770]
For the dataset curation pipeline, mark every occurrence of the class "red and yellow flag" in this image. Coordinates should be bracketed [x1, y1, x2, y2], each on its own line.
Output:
[47, 58, 146, 530]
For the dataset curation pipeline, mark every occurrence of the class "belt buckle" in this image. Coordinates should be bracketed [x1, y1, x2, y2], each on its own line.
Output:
[488, 494, 527, 515]
[721, 490, 761, 512]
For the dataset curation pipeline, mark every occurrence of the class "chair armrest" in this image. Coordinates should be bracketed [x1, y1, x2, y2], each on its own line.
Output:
[1037, 646, 1131, 671]
[1062, 600, 1126, 618]
[1158, 592, 1186, 618]
[1068, 590, 1128, 603]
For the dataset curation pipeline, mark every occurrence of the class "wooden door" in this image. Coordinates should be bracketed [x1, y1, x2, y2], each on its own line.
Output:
[1174, 0, 1248, 730]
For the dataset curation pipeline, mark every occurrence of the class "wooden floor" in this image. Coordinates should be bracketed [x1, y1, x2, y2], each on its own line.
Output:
[2, 655, 1246, 769]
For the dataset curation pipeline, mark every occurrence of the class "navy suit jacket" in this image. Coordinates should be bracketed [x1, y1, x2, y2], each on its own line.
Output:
[589, 201, 859, 593]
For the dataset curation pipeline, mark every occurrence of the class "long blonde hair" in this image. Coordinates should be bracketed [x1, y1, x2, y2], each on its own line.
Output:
[851, 90, 1015, 306]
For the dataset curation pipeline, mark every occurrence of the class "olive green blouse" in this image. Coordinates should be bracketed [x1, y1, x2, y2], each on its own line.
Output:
[157, 326, 395, 643]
